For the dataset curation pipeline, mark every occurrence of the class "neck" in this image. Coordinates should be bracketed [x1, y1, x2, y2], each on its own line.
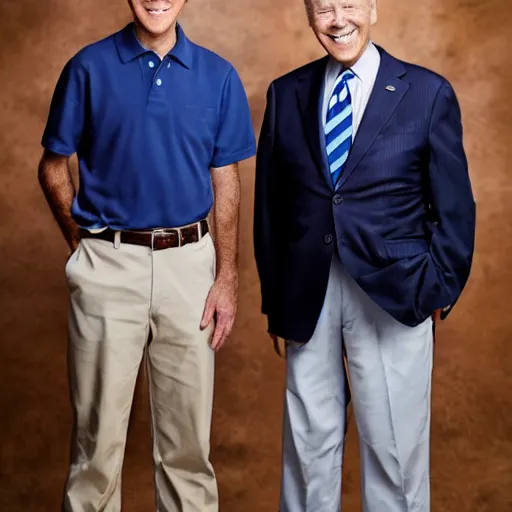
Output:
[338, 44, 369, 69]
[134, 22, 178, 59]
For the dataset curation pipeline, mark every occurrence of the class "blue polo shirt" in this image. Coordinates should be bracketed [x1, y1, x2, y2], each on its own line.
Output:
[41, 23, 256, 229]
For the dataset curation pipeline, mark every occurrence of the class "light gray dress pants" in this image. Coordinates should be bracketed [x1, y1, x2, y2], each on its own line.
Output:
[281, 255, 433, 512]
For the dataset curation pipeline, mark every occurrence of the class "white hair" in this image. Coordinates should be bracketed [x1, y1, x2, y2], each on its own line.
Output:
[304, 0, 376, 23]
[304, 0, 314, 24]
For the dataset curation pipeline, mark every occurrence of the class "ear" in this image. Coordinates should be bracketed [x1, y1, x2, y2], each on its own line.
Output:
[370, 0, 378, 25]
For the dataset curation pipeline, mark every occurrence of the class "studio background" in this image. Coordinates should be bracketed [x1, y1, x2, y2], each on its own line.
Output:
[1, 0, 511, 510]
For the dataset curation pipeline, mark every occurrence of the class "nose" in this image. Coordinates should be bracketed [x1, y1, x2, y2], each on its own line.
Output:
[332, 7, 348, 28]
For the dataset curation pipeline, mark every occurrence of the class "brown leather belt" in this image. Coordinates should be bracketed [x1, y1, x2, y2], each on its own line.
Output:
[80, 219, 209, 250]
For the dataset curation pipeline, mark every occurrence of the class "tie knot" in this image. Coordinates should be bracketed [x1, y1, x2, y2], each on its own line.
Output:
[332, 69, 355, 92]
[340, 69, 355, 82]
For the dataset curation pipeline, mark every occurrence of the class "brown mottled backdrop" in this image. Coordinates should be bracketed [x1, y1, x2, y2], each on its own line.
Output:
[1, 0, 511, 510]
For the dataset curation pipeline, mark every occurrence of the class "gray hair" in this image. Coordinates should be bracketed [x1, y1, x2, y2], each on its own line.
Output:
[304, 0, 377, 24]
[303, 0, 314, 24]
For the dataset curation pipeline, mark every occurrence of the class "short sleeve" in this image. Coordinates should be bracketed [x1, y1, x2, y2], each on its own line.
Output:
[210, 67, 256, 168]
[41, 57, 87, 156]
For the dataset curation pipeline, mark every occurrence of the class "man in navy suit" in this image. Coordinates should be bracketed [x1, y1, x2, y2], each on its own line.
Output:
[253, 0, 475, 510]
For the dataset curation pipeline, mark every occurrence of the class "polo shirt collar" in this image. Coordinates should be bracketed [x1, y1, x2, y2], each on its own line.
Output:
[171, 24, 193, 69]
[115, 22, 193, 69]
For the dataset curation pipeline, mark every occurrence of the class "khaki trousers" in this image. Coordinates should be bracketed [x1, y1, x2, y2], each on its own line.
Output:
[62, 233, 217, 512]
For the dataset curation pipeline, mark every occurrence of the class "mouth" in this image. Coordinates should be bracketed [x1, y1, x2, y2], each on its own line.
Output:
[328, 28, 357, 45]
[146, 6, 171, 16]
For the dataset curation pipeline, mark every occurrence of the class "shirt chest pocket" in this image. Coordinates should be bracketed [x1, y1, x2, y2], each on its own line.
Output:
[175, 105, 217, 148]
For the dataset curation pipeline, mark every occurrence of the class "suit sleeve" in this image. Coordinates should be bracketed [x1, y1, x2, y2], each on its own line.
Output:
[427, 82, 476, 317]
[253, 82, 281, 318]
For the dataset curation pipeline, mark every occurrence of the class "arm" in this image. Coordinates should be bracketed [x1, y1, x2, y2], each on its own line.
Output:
[427, 82, 476, 319]
[254, 82, 281, 320]
[39, 56, 86, 252]
[200, 163, 240, 351]
[38, 150, 80, 252]
[199, 65, 256, 350]
[211, 163, 240, 279]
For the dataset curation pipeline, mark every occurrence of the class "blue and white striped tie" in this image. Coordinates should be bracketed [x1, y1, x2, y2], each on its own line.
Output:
[325, 69, 355, 186]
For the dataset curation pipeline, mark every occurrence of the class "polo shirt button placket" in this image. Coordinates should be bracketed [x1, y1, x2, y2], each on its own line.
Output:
[146, 55, 166, 97]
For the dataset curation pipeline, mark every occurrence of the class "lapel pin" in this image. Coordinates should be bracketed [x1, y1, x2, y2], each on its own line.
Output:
[385, 85, 396, 92]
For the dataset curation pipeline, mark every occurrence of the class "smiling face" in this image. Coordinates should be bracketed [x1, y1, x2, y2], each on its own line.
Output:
[306, 0, 377, 67]
[128, 0, 187, 37]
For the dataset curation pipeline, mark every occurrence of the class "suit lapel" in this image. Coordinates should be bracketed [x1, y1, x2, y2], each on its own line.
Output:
[296, 57, 332, 189]
[337, 48, 409, 189]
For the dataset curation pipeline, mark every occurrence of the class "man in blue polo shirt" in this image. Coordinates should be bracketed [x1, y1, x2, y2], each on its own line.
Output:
[38, 1, 255, 510]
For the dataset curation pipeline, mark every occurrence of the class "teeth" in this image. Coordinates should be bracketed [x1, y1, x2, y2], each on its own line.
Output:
[147, 8, 169, 14]
[331, 30, 355, 43]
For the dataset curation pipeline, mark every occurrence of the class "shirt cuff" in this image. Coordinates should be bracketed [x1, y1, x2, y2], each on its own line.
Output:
[41, 138, 75, 157]
[211, 144, 256, 168]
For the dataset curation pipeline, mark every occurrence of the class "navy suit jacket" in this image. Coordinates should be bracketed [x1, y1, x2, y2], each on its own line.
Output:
[253, 47, 476, 343]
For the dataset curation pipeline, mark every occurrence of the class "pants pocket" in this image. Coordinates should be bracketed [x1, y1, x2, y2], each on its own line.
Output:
[65, 242, 82, 278]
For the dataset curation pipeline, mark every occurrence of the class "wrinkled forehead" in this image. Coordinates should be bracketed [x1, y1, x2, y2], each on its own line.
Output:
[309, 0, 373, 9]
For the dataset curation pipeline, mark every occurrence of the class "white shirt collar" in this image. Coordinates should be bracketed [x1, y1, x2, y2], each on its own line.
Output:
[326, 41, 380, 84]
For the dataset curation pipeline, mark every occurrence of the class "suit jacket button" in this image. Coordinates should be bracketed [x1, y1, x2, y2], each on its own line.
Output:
[333, 195, 343, 205]
[324, 234, 333, 244]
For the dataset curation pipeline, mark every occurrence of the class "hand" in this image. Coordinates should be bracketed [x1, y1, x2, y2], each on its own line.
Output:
[200, 271, 238, 351]
[433, 305, 451, 323]
[66, 237, 80, 262]
[67, 227, 81, 253]
[432, 308, 442, 323]
[270, 333, 285, 357]
[69, 238, 80, 253]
